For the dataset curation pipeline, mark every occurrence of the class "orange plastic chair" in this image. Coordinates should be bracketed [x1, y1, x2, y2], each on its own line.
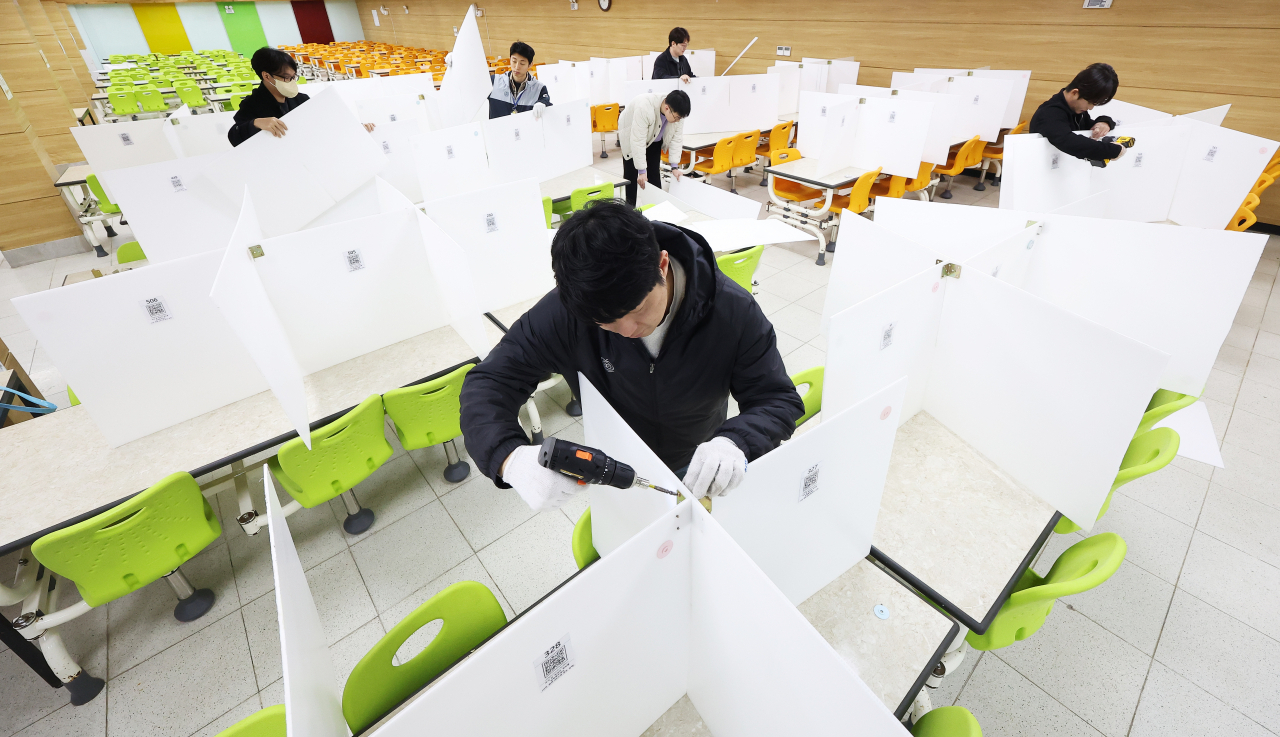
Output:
[1242, 192, 1260, 211]
[694, 133, 755, 193]
[753, 121, 794, 186]
[591, 103, 620, 159]
[903, 162, 938, 201]
[1227, 207, 1257, 232]
[934, 136, 988, 199]
[975, 120, 1028, 189]
[768, 148, 824, 204]
[1251, 172, 1274, 197]
[829, 168, 883, 216]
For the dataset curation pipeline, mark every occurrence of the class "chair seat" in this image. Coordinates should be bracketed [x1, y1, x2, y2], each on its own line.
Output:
[98, 202, 122, 214]
[774, 179, 823, 202]
[829, 192, 869, 214]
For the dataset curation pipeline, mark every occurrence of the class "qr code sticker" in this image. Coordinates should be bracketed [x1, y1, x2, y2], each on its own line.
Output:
[381, 140, 391, 154]
[1133, 152, 1143, 167]
[1050, 153, 1060, 170]
[345, 249, 365, 272]
[170, 176, 186, 192]
[701, 85, 707, 94]
[485, 213, 498, 233]
[1204, 146, 1218, 163]
[120, 133, 134, 146]
[820, 106, 827, 117]
[991, 265, 1001, 278]
[889, 111, 896, 124]
[141, 296, 172, 324]
[534, 635, 575, 691]
[514, 128, 521, 142]
[446, 144, 455, 159]
[565, 114, 571, 125]
[388, 113, 397, 122]
[880, 322, 895, 350]
[751, 83, 756, 93]
[798, 463, 820, 502]
[972, 95, 980, 105]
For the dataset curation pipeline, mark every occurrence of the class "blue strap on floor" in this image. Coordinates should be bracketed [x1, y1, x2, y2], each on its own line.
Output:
[0, 387, 57, 414]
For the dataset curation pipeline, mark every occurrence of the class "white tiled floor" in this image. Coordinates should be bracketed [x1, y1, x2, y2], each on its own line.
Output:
[1, 145, 1276, 737]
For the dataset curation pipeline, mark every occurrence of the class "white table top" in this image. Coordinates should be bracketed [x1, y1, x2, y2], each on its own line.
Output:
[0, 325, 476, 552]
[680, 115, 797, 152]
[54, 165, 94, 188]
[539, 165, 630, 203]
[764, 157, 871, 190]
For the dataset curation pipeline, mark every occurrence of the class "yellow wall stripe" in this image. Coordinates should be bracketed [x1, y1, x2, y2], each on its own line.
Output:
[133, 4, 193, 55]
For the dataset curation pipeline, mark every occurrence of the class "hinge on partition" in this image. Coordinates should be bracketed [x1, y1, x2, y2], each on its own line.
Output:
[891, 89, 899, 96]
[248, 245, 264, 259]
[966, 71, 974, 76]
[941, 263, 962, 279]
[935, 259, 944, 264]
[170, 118, 180, 125]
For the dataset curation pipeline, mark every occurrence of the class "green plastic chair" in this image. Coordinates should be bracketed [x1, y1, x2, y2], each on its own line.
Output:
[216, 73, 238, 84]
[569, 182, 615, 211]
[1054, 426, 1179, 534]
[215, 704, 285, 737]
[175, 84, 208, 109]
[573, 507, 600, 570]
[116, 241, 146, 264]
[1135, 389, 1196, 435]
[715, 245, 764, 293]
[791, 366, 824, 427]
[226, 92, 251, 111]
[30, 472, 221, 704]
[136, 88, 170, 113]
[67, 385, 80, 406]
[342, 581, 508, 733]
[267, 394, 391, 535]
[966, 532, 1126, 651]
[911, 706, 982, 737]
[383, 363, 474, 483]
[542, 196, 553, 228]
[108, 90, 140, 116]
[85, 174, 121, 215]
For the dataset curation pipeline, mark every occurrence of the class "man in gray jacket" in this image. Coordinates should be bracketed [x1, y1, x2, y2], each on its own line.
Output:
[619, 90, 690, 205]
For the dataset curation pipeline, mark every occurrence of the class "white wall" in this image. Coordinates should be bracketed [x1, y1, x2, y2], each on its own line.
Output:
[257, 1, 304, 47]
[324, 0, 365, 42]
[175, 2, 234, 53]
[71, 4, 150, 59]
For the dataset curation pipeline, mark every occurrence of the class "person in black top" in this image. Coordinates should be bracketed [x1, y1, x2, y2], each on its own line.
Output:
[227, 47, 374, 147]
[651, 27, 694, 82]
[1029, 63, 1125, 163]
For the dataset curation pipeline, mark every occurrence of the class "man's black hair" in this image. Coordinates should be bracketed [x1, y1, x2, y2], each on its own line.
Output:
[664, 89, 691, 119]
[1066, 63, 1119, 106]
[551, 199, 664, 325]
[251, 47, 297, 79]
[509, 41, 535, 64]
[668, 27, 690, 46]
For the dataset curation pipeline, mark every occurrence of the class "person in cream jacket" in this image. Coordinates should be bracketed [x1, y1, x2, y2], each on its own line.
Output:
[618, 90, 691, 205]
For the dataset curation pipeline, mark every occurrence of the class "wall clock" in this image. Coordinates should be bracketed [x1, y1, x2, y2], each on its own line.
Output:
[599, 0, 611, 10]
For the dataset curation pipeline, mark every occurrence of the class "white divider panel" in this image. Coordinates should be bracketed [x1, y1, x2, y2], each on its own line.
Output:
[1154, 402, 1223, 467]
[163, 112, 235, 158]
[253, 209, 452, 374]
[540, 98, 594, 181]
[897, 89, 961, 165]
[972, 70, 1031, 129]
[838, 84, 890, 99]
[873, 197, 1030, 261]
[356, 93, 431, 126]
[824, 60, 860, 92]
[605, 56, 641, 104]
[437, 5, 491, 128]
[1178, 104, 1230, 126]
[210, 192, 311, 445]
[624, 77, 679, 103]
[850, 96, 932, 178]
[767, 65, 801, 115]
[796, 91, 853, 157]
[963, 224, 1042, 290]
[421, 178, 553, 313]
[1090, 99, 1172, 129]
[585, 58, 609, 105]
[304, 180, 381, 230]
[1051, 190, 1112, 218]
[1167, 119, 1278, 230]
[265, 472, 351, 737]
[925, 272, 1168, 530]
[1088, 123, 1191, 222]
[580, 375, 683, 556]
[1000, 133, 1092, 212]
[712, 380, 904, 605]
[569, 63, 594, 108]
[71, 119, 177, 181]
[413, 122, 492, 202]
[372, 504, 691, 737]
[668, 178, 762, 220]
[944, 76, 1011, 142]
[799, 60, 828, 94]
[13, 250, 268, 447]
[641, 201, 688, 224]
[687, 502, 906, 737]
[727, 74, 781, 133]
[98, 152, 240, 264]
[683, 218, 814, 252]
[540, 62, 583, 105]
[820, 214, 941, 335]
[378, 73, 441, 99]
[809, 97, 860, 178]
[320, 77, 386, 112]
[368, 119, 430, 202]
[483, 109, 548, 183]
[642, 52, 659, 80]
[889, 72, 946, 93]
[680, 77, 732, 135]
[687, 49, 715, 78]
[826, 267, 946, 422]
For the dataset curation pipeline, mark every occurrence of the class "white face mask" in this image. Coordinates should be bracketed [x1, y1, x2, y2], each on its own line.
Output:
[271, 75, 300, 98]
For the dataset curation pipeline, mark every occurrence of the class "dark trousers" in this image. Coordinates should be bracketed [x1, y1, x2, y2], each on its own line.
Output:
[623, 139, 665, 206]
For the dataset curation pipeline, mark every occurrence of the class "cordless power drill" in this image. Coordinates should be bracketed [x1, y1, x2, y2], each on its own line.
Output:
[1089, 135, 1136, 168]
[537, 437, 678, 496]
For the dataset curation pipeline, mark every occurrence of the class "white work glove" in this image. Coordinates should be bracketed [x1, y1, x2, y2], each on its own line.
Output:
[683, 437, 747, 499]
[532, 101, 546, 120]
[501, 445, 583, 512]
[444, 52, 453, 69]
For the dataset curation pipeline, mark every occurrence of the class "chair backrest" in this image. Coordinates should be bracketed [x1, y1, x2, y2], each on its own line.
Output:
[1227, 206, 1257, 232]
[1135, 389, 1196, 434]
[770, 147, 801, 167]
[570, 182, 615, 211]
[272, 394, 394, 507]
[843, 167, 883, 214]
[108, 91, 139, 114]
[86, 174, 114, 206]
[765, 120, 793, 153]
[731, 130, 760, 168]
[1018, 532, 1126, 606]
[116, 241, 147, 264]
[591, 103, 620, 133]
[215, 704, 285, 737]
[31, 472, 221, 607]
[715, 245, 763, 293]
[939, 136, 985, 175]
[1009, 120, 1030, 135]
[790, 366, 824, 427]
[1249, 172, 1273, 197]
[910, 706, 982, 737]
[1113, 426, 1179, 491]
[1243, 192, 1260, 211]
[573, 507, 600, 570]
[382, 363, 474, 450]
[542, 196, 553, 228]
[138, 88, 169, 112]
[342, 581, 508, 733]
[177, 86, 207, 107]
[873, 175, 907, 199]
[904, 161, 936, 193]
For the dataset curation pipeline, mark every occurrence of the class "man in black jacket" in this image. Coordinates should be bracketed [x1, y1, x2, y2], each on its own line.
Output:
[228, 47, 374, 147]
[459, 200, 803, 512]
[652, 27, 695, 82]
[1029, 63, 1125, 163]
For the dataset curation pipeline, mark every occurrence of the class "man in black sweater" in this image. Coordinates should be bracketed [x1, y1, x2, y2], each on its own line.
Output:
[651, 27, 695, 82]
[459, 200, 803, 512]
[1029, 63, 1125, 162]
[228, 47, 374, 147]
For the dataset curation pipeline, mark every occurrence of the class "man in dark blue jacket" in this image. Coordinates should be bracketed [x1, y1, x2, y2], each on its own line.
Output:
[487, 41, 551, 119]
[460, 200, 803, 512]
[1029, 63, 1125, 163]
[652, 27, 695, 82]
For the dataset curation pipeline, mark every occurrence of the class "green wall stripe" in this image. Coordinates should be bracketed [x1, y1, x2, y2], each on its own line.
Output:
[219, 2, 270, 58]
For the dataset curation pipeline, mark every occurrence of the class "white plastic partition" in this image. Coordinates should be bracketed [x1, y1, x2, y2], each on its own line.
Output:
[1087, 123, 1191, 222]
[850, 96, 933, 178]
[1167, 118, 1279, 229]
[727, 74, 782, 133]
[943, 76, 1012, 142]
[918, 69, 1028, 129]
[623, 77, 679, 103]
[797, 91, 857, 172]
[767, 65, 801, 115]
[604, 56, 642, 104]
[889, 72, 946, 93]
[712, 380, 904, 605]
[686, 49, 716, 78]
[163, 111, 235, 158]
[71, 119, 178, 182]
[540, 62, 584, 106]
[999, 133, 1092, 212]
[412, 122, 492, 202]
[266, 472, 349, 737]
[1177, 104, 1230, 126]
[436, 5, 491, 128]
[667, 178, 763, 220]
[684, 219, 815, 252]
[1090, 99, 1172, 129]
[13, 249, 269, 446]
[368, 119, 431, 202]
[356, 94, 431, 126]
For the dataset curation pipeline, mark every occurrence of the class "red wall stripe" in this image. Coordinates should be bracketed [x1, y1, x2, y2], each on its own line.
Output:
[291, 1, 335, 44]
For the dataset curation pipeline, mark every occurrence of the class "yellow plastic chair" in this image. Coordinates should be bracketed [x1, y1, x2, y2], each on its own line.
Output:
[791, 366, 824, 427]
[768, 148, 824, 204]
[694, 130, 758, 193]
[1054, 427, 1179, 533]
[591, 103, 620, 158]
[382, 363, 474, 484]
[715, 245, 764, 293]
[215, 704, 285, 737]
[573, 507, 600, 570]
[1242, 192, 1260, 211]
[829, 167, 883, 216]
[902, 162, 938, 201]
[977, 119, 1029, 189]
[1227, 207, 1257, 232]
[754, 120, 794, 187]
[934, 136, 987, 199]
[1249, 172, 1273, 197]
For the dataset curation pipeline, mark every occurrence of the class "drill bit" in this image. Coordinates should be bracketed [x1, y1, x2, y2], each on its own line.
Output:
[635, 477, 678, 496]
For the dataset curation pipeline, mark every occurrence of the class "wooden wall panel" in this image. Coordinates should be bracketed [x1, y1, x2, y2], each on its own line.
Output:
[0, 195, 82, 251]
[0, 126, 60, 203]
[44, 2, 96, 94]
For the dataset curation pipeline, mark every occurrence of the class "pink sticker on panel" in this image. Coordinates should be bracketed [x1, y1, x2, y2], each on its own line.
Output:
[932, 282, 940, 293]
[657, 540, 674, 559]
[880, 406, 892, 420]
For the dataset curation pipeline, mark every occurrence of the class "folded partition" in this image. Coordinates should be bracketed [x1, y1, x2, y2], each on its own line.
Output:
[1177, 104, 1230, 126]
[356, 93, 431, 126]
[683, 219, 815, 252]
[1050, 190, 1112, 218]
[436, 5, 490, 128]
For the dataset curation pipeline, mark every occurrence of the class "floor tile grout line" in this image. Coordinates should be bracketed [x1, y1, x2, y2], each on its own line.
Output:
[1185, 525, 1280, 576]
[987, 650, 1109, 737]
[1172, 587, 1280, 649]
[104, 602, 247, 684]
[947, 650, 983, 707]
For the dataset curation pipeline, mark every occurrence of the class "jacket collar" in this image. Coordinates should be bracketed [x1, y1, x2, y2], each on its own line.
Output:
[650, 221, 717, 336]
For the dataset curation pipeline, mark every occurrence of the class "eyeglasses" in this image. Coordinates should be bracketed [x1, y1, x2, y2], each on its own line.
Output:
[272, 71, 299, 83]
